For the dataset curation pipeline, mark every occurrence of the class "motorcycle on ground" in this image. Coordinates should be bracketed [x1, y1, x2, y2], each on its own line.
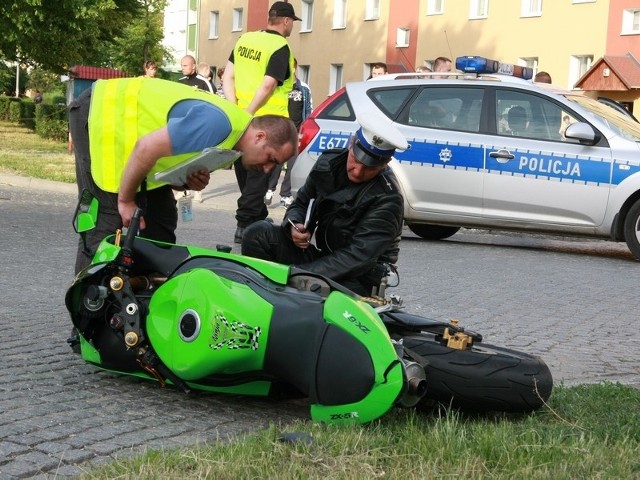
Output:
[66, 191, 553, 424]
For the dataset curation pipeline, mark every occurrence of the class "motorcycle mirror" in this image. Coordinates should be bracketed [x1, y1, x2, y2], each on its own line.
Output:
[73, 189, 99, 234]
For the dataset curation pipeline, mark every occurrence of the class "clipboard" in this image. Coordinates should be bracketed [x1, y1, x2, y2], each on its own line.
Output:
[153, 148, 241, 185]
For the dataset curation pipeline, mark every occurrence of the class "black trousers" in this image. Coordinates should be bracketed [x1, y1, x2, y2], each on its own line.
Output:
[241, 220, 379, 296]
[69, 89, 178, 273]
[234, 157, 269, 228]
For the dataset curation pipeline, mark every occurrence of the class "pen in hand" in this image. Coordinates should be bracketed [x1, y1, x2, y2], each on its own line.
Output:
[288, 218, 311, 249]
[287, 218, 306, 234]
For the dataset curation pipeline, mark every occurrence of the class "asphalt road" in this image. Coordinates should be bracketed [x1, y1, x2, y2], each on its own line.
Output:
[1, 173, 639, 478]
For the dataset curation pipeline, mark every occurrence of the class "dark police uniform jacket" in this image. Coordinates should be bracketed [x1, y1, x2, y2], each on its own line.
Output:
[285, 148, 404, 293]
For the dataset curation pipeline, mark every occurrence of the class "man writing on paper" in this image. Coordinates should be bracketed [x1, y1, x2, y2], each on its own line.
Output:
[242, 114, 407, 296]
[69, 77, 297, 273]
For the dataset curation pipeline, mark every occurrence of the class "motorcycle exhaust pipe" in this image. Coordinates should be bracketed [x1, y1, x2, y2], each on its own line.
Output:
[397, 359, 427, 408]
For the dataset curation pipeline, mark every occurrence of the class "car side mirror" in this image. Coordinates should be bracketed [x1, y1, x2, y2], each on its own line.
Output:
[564, 122, 600, 146]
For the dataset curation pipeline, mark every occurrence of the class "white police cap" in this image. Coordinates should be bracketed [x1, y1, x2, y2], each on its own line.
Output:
[352, 112, 409, 167]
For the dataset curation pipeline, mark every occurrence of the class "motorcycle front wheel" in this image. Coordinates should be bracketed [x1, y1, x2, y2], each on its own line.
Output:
[397, 333, 553, 413]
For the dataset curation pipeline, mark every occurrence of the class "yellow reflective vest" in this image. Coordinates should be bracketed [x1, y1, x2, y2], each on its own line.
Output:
[89, 77, 252, 192]
[233, 31, 294, 117]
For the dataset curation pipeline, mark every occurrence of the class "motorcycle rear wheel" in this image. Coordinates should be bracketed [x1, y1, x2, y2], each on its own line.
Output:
[398, 333, 553, 413]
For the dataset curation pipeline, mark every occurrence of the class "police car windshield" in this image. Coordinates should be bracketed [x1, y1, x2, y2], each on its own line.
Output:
[566, 94, 640, 142]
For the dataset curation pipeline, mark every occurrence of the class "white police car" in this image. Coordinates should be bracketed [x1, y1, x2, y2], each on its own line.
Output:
[292, 56, 640, 260]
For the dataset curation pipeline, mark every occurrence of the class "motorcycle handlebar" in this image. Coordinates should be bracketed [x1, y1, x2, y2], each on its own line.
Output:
[121, 208, 143, 254]
[118, 208, 143, 267]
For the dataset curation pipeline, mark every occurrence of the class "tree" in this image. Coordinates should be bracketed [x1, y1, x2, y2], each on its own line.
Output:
[0, 62, 27, 96]
[27, 68, 64, 96]
[108, 0, 172, 76]
[0, 0, 141, 73]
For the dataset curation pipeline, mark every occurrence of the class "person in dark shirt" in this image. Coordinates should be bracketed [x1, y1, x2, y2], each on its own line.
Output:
[179, 55, 215, 94]
[265, 59, 313, 208]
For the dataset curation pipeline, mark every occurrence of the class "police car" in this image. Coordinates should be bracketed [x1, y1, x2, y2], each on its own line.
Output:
[291, 56, 640, 260]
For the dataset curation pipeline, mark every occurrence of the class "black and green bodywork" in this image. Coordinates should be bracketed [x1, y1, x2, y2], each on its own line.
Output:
[66, 233, 407, 424]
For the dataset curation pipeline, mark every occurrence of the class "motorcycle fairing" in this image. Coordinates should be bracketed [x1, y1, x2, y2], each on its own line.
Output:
[146, 260, 404, 423]
[67, 235, 406, 423]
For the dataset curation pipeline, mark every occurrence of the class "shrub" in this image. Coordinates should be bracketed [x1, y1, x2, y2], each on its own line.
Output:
[35, 103, 68, 142]
[0, 96, 13, 120]
[8, 99, 23, 123]
[36, 119, 69, 142]
[22, 102, 36, 129]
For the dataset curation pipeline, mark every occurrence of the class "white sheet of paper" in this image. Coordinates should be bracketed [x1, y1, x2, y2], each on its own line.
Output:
[153, 148, 241, 186]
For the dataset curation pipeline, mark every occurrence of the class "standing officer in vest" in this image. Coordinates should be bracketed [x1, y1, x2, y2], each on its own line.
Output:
[68, 77, 297, 273]
[222, 1, 299, 244]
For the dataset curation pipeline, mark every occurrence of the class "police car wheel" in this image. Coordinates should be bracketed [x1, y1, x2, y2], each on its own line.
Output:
[401, 334, 553, 413]
[407, 224, 460, 240]
[623, 199, 640, 260]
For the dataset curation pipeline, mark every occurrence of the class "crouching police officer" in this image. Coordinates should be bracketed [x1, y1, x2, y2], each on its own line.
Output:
[241, 113, 408, 296]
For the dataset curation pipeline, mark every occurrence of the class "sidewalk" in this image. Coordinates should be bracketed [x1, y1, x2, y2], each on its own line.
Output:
[0, 169, 288, 220]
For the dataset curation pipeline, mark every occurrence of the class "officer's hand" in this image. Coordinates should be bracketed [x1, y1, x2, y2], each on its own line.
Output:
[290, 223, 311, 249]
[186, 169, 210, 191]
[118, 200, 146, 231]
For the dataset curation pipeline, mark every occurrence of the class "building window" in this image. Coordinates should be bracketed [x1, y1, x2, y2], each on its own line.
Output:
[333, 0, 347, 29]
[365, 0, 380, 20]
[569, 54, 593, 87]
[469, 0, 488, 19]
[187, 24, 197, 53]
[518, 57, 538, 70]
[209, 11, 219, 39]
[521, 0, 542, 17]
[396, 27, 410, 47]
[232, 8, 243, 32]
[300, 0, 314, 32]
[622, 9, 640, 35]
[298, 65, 311, 85]
[329, 64, 343, 95]
[427, 0, 444, 15]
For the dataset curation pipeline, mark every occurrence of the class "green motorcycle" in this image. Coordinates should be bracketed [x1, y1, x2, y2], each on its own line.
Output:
[66, 191, 552, 424]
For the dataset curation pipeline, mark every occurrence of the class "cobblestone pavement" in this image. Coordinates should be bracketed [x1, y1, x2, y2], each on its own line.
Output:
[1, 172, 638, 478]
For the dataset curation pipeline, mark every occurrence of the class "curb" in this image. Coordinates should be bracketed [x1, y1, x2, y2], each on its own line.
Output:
[0, 170, 288, 220]
[0, 173, 77, 195]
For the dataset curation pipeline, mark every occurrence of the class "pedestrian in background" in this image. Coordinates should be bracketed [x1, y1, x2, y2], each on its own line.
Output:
[143, 60, 158, 78]
[179, 55, 215, 94]
[265, 58, 313, 208]
[433, 57, 452, 72]
[368, 62, 387, 80]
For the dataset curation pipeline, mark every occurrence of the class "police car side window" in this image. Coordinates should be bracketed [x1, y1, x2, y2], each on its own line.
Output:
[496, 90, 567, 142]
[370, 88, 415, 118]
[319, 90, 355, 121]
[406, 87, 483, 132]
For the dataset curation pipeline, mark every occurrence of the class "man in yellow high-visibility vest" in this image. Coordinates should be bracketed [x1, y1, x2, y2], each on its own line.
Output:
[222, 1, 299, 244]
[68, 77, 297, 273]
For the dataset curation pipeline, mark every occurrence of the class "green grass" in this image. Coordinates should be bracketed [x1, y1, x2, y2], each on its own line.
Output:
[0, 121, 75, 183]
[81, 383, 640, 479]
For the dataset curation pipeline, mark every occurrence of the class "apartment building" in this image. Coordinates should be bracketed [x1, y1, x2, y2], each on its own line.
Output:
[182, 1, 640, 111]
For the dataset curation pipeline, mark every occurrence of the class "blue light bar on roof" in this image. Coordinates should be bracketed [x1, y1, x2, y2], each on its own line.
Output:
[455, 56, 533, 80]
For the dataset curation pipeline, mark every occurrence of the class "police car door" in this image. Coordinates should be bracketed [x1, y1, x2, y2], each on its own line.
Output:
[391, 85, 486, 218]
[483, 89, 611, 228]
